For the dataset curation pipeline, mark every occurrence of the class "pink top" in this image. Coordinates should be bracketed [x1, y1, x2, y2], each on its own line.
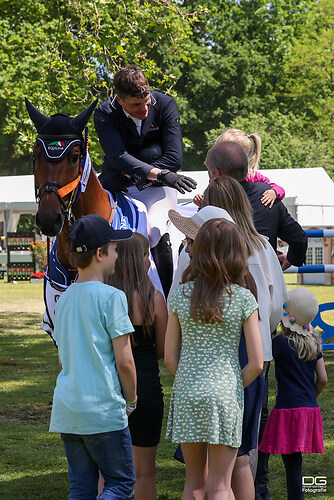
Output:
[247, 171, 285, 200]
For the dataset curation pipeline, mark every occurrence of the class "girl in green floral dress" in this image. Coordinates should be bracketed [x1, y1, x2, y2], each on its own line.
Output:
[165, 218, 263, 500]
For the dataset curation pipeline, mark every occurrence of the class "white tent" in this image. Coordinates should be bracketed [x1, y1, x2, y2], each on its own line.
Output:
[1, 167, 334, 236]
[177, 167, 334, 228]
[0, 175, 37, 237]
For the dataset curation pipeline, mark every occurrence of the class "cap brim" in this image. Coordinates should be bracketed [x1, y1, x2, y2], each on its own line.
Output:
[109, 228, 133, 242]
[168, 209, 200, 240]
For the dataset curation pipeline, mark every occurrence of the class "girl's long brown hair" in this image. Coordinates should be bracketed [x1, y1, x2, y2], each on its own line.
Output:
[182, 218, 249, 324]
[202, 175, 266, 256]
[107, 232, 155, 336]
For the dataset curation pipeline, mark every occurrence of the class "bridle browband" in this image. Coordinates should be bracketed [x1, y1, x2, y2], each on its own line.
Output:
[37, 134, 84, 140]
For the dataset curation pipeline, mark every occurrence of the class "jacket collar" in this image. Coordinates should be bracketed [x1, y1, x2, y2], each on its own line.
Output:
[110, 91, 157, 110]
[110, 92, 157, 136]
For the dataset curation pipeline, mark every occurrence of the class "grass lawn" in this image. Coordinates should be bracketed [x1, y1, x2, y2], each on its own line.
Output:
[0, 277, 333, 499]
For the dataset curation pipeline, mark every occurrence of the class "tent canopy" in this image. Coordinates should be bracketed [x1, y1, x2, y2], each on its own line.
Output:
[1, 167, 334, 236]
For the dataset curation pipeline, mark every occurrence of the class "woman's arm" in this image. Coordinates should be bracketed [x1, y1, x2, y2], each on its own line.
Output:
[164, 305, 182, 375]
[153, 290, 168, 359]
[242, 310, 263, 388]
[315, 357, 327, 397]
[113, 334, 137, 404]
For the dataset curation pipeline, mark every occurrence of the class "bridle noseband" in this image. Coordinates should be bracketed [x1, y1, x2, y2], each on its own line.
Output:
[35, 178, 81, 224]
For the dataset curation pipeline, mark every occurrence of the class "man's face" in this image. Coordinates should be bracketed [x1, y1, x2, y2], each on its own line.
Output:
[116, 94, 151, 120]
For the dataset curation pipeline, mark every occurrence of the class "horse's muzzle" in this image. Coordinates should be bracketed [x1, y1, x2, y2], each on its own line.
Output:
[36, 210, 65, 237]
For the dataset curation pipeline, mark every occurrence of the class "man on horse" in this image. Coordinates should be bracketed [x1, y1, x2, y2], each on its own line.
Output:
[25, 97, 165, 339]
[94, 65, 197, 298]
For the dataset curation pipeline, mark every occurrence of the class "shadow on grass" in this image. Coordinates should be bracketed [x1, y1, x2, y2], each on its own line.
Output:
[0, 472, 69, 500]
[0, 312, 44, 333]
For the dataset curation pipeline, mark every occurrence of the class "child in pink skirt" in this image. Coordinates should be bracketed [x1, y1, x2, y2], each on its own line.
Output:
[259, 288, 327, 500]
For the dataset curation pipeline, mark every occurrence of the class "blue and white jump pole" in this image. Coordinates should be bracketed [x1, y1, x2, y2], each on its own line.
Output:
[283, 229, 334, 350]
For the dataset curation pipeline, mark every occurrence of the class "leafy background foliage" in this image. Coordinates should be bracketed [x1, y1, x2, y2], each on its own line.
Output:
[0, 0, 333, 178]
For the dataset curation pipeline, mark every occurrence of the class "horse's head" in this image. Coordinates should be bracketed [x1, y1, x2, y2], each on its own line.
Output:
[25, 98, 98, 236]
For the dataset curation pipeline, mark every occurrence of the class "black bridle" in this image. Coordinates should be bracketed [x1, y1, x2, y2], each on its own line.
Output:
[33, 133, 86, 290]
[33, 134, 84, 225]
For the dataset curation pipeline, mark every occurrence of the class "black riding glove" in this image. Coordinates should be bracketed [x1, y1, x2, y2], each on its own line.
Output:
[157, 169, 197, 194]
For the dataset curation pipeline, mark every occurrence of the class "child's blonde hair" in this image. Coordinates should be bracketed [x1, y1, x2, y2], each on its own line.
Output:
[280, 324, 322, 362]
[216, 128, 261, 176]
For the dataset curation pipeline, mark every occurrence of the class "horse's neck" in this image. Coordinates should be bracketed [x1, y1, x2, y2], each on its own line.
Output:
[74, 169, 111, 220]
[56, 226, 74, 279]
[56, 169, 111, 279]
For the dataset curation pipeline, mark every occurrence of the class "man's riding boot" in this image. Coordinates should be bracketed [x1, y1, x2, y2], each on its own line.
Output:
[151, 233, 173, 299]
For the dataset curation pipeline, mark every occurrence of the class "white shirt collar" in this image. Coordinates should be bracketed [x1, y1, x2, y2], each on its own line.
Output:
[123, 108, 142, 134]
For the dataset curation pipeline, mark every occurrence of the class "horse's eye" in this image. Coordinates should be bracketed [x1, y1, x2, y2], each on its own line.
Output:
[72, 154, 80, 164]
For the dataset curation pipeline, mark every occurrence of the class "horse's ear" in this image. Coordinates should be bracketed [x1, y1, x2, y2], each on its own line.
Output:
[25, 97, 49, 132]
[71, 99, 99, 134]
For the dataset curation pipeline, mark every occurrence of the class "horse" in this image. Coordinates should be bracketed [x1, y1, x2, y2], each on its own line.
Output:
[26, 98, 111, 281]
[25, 98, 154, 338]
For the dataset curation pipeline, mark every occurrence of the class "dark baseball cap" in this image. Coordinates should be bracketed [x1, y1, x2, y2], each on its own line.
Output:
[68, 214, 133, 253]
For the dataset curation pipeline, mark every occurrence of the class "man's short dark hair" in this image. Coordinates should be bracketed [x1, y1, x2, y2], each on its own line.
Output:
[207, 142, 249, 182]
[113, 65, 150, 100]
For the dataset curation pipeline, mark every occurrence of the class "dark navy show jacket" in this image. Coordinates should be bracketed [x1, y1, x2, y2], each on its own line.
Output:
[241, 179, 308, 267]
[94, 91, 183, 190]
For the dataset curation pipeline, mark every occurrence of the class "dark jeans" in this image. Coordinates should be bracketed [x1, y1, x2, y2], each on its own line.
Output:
[61, 427, 135, 499]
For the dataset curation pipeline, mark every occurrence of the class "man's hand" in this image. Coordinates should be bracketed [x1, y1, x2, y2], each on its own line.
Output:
[158, 170, 197, 194]
[277, 252, 292, 271]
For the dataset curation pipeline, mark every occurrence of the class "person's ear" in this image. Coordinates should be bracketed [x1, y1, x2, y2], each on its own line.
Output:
[95, 247, 103, 262]
[116, 95, 123, 107]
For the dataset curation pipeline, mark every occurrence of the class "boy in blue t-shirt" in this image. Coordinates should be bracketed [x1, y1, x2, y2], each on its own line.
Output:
[49, 214, 137, 499]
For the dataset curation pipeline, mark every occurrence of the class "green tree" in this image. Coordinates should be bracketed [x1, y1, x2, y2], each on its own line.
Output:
[280, 0, 334, 140]
[172, 0, 315, 170]
[206, 111, 334, 178]
[0, 0, 194, 175]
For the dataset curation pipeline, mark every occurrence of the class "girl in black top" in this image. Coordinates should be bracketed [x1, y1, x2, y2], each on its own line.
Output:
[108, 232, 167, 500]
